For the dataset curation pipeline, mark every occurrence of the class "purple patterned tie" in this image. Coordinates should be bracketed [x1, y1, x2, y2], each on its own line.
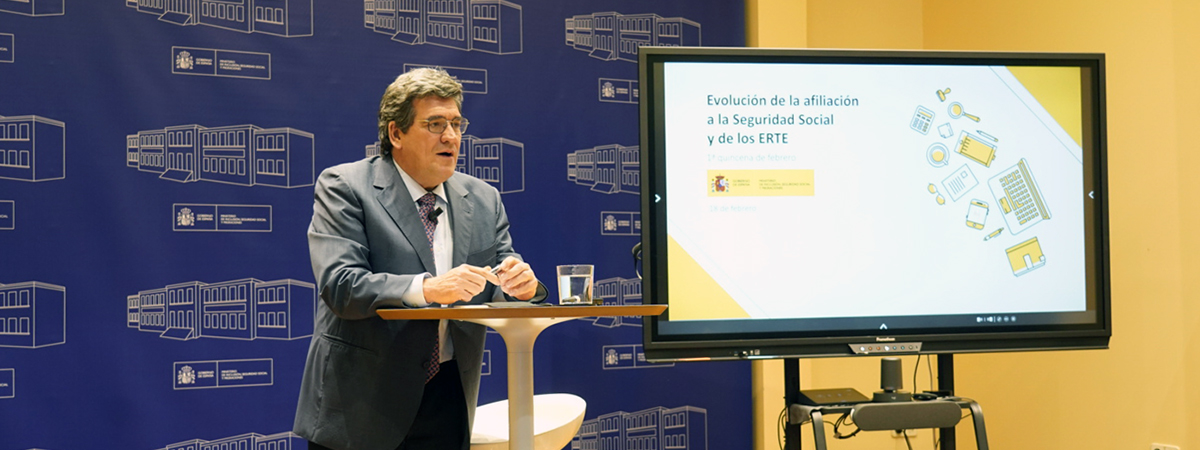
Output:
[417, 193, 440, 382]
[417, 193, 438, 256]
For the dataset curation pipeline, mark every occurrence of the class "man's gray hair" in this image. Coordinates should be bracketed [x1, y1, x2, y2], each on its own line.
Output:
[377, 67, 464, 157]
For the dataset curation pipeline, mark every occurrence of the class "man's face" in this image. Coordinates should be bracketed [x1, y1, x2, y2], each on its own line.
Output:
[389, 96, 462, 190]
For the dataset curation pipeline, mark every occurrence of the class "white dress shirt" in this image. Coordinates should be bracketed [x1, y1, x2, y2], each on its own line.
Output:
[393, 158, 454, 363]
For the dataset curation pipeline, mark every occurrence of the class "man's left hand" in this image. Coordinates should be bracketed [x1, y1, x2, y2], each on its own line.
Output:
[489, 256, 538, 301]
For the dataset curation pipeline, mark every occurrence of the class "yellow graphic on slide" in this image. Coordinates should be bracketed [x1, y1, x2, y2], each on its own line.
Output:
[947, 101, 981, 122]
[1007, 66, 1083, 148]
[1005, 236, 1046, 277]
[667, 235, 749, 320]
[936, 87, 952, 101]
[707, 169, 814, 197]
[954, 130, 997, 167]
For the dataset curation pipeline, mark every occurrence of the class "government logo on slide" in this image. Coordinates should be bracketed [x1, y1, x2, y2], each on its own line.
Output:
[711, 175, 729, 193]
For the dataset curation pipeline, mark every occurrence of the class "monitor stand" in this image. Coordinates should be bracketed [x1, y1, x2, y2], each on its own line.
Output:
[784, 354, 970, 450]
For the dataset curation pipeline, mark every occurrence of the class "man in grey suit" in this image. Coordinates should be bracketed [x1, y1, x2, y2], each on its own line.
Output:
[295, 68, 546, 450]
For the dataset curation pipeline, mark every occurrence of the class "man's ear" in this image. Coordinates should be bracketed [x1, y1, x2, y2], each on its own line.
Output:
[387, 121, 403, 149]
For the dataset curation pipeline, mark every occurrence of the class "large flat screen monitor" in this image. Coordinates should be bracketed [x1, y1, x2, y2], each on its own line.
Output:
[639, 47, 1109, 361]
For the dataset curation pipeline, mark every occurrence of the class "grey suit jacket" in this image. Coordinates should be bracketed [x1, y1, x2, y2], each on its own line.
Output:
[294, 156, 540, 450]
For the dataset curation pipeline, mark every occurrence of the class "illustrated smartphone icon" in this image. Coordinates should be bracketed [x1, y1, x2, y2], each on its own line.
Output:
[966, 199, 989, 229]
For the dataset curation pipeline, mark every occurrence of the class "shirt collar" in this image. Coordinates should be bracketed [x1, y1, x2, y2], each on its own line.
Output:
[391, 157, 446, 204]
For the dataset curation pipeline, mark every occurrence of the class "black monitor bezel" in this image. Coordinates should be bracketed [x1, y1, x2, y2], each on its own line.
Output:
[638, 47, 1111, 361]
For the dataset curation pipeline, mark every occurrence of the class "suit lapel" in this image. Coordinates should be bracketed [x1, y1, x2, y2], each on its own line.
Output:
[372, 158, 437, 273]
[445, 175, 474, 267]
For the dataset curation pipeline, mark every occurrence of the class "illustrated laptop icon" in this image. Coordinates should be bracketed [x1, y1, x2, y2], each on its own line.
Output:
[987, 158, 1050, 235]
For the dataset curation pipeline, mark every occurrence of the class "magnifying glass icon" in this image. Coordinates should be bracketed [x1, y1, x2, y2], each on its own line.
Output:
[948, 102, 981, 122]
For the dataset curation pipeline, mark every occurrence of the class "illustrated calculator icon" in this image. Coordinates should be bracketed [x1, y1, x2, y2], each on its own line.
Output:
[910, 106, 934, 134]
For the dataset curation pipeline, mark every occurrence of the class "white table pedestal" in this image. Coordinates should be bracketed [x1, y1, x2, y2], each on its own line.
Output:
[378, 304, 667, 450]
[463, 316, 574, 450]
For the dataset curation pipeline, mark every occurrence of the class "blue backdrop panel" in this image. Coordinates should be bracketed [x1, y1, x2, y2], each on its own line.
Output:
[0, 1, 748, 449]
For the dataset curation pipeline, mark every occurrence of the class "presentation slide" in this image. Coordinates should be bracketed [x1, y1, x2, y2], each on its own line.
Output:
[663, 62, 1088, 322]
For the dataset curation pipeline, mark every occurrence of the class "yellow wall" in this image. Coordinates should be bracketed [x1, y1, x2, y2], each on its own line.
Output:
[743, 4, 809, 448]
[807, 0, 922, 50]
[748, 0, 1200, 448]
[746, 0, 807, 48]
[1177, 1, 1200, 449]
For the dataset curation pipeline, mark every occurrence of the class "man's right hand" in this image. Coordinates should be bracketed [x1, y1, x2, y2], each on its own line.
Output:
[423, 265, 494, 305]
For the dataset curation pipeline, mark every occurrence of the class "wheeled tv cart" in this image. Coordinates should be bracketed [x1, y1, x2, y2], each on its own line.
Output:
[783, 354, 989, 450]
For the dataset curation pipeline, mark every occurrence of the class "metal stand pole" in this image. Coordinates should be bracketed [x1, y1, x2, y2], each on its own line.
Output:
[784, 358, 802, 450]
[937, 354, 955, 450]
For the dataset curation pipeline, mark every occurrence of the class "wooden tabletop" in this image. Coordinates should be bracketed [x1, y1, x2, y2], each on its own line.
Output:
[377, 304, 666, 320]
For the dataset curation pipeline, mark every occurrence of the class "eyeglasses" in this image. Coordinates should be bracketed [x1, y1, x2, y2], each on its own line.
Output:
[419, 117, 469, 135]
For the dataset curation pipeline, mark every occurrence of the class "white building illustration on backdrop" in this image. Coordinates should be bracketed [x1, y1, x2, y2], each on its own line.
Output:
[0, 0, 63, 16]
[126, 0, 313, 37]
[127, 278, 314, 341]
[368, 133, 525, 193]
[364, 0, 522, 54]
[0, 115, 65, 182]
[573, 405, 708, 450]
[589, 277, 641, 328]
[127, 124, 314, 188]
[568, 144, 639, 195]
[0, 281, 65, 349]
[158, 431, 306, 450]
[565, 11, 701, 63]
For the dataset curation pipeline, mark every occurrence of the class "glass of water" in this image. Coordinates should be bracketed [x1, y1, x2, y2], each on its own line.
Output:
[556, 265, 594, 305]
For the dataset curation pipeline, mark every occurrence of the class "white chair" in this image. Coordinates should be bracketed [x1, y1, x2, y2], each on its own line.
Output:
[471, 393, 587, 450]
